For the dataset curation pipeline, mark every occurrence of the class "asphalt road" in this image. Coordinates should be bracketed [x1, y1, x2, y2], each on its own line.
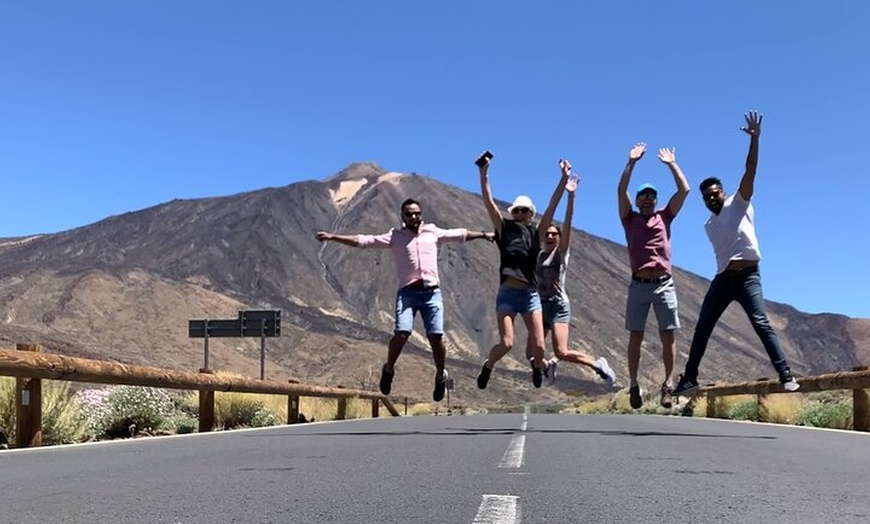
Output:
[1, 413, 868, 523]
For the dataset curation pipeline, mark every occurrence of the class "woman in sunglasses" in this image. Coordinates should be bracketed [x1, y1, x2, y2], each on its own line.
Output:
[475, 153, 568, 390]
[534, 159, 616, 389]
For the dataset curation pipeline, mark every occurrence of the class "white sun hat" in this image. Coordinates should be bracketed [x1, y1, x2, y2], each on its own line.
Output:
[507, 195, 536, 215]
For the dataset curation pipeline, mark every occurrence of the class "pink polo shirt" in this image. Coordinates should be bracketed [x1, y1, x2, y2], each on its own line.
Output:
[357, 223, 468, 289]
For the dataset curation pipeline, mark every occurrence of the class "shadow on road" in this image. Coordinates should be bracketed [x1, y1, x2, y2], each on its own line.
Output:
[246, 427, 776, 440]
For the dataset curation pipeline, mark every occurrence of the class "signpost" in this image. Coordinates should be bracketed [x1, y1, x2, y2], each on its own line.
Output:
[188, 309, 281, 379]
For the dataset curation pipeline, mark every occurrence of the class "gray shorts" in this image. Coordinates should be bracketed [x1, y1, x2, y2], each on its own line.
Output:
[625, 276, 680, 331]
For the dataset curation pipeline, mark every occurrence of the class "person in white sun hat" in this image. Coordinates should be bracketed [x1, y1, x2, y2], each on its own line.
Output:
[474, 151, 566, 391]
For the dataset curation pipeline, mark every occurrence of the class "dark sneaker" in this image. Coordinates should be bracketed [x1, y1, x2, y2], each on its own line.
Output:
[477, 361, 492, 390]
[532, 365, 543, 388]
[660, 383, 674, 409]
[672, 375, 699, 397]
[629, 385, 643, 409]
[379, 363, 394, 395]
[433, 369, 448, 402]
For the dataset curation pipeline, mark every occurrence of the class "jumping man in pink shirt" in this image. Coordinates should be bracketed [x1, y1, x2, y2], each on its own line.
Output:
[316, 198, 494, 402]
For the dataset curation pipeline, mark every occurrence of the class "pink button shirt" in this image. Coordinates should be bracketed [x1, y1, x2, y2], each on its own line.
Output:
[357, 223, 468, 289]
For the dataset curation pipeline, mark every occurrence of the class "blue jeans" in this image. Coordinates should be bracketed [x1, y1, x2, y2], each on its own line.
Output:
[683, 266, 788, 381]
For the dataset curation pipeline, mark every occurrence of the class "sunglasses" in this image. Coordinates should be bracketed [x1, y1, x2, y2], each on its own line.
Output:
[545, 231, 560, 238]
[636, 192, 657, 200]
[403, 211, 422, 218]
[511, 207, 530, 215]
[702, 189, 721, 201]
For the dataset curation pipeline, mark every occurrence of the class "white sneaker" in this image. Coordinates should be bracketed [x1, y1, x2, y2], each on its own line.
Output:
[548, 358, 558, 385]
[783, 378, 800, 392]
[594, 357, 615, 388]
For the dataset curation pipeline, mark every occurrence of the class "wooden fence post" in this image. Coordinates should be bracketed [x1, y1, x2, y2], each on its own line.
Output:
[288, 395, 299, 424]
[756, 378, 771, 423]
[371, 398, 380, 418]
[15, 344, 42, 448]
[336, 398, 347, 420]
[853, 366, 869, 432]
[198, 368, 215, 433]
[705, 394, 718, 418]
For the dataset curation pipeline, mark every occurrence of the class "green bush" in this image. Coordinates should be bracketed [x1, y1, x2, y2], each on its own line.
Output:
[796, 398, 853, 430]
[1, 377, 88, 446]
[0, 377, 13, 438]
[42, 381, 88, 445]
[250, 407, 278, 427]
[76, 386, 175, 439]
[215, 391, 266, 429]
[169, 414, 199, 434]
[729, 398, 759, 421]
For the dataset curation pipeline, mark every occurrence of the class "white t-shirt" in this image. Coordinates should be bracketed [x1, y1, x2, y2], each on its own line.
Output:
[705, 193, 761, 273]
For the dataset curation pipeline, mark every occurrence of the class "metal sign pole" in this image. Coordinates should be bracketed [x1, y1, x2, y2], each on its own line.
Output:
[259, 318, 266, 380]
[203, 319, 210, 371]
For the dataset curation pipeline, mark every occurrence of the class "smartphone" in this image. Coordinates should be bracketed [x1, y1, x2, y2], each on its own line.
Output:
[475, 150, 494, 167]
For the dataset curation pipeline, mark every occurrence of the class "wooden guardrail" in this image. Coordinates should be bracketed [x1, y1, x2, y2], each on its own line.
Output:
[0, 344, 399, 448]
[697, 365, 870, 431]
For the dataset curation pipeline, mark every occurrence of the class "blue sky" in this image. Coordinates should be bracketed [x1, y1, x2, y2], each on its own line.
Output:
[2, 2, 867, 318]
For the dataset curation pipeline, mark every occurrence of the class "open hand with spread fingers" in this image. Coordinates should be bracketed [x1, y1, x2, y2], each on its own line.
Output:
[658, 147, 676, 165]
[741, 110, 763, 137]
[628, 142, 646, 161]
[566, 174, 579, 194]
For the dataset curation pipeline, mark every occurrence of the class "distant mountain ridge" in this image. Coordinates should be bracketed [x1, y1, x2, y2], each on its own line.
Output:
[0, 162, 866, 405]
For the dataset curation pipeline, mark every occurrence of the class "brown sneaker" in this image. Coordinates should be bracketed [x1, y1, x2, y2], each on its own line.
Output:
[660, 383, 674, 409]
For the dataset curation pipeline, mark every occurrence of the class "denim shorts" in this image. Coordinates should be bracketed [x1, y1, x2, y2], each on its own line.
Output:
[625, 277, 680, 331]
[395, 287, 444, 335]
[542, 296, 571, 330]
[496, 285, 542, 316]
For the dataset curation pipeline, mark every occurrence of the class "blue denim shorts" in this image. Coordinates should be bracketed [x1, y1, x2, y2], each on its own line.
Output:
[542, 296, 571, 330]
[395, 287, 444, 335]
[496, 285, 542, 316]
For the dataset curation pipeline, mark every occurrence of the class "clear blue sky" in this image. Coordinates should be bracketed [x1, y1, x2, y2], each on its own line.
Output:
[2, 2, 867, 318]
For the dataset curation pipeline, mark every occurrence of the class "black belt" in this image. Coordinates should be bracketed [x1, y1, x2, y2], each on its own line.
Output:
[632, 274, 672, 284]
[404, 280, 439, 291]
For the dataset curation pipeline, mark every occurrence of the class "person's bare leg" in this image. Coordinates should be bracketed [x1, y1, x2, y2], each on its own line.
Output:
[659, 329, 676, 387]
[427, 334, 446, 376]
[627, 330, 644, 387]
[486, 311, 515, 368]
[386, 332, 410, 372]
[551, 323, 596, 367]
[522, 310, 545, 368]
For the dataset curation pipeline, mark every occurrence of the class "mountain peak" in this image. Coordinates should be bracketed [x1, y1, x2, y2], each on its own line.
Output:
[327, 162, 387, 181]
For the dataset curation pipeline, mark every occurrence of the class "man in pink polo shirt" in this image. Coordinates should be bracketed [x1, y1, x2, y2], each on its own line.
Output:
[316, 198, 494, 402]
[618, 143, 691, 410]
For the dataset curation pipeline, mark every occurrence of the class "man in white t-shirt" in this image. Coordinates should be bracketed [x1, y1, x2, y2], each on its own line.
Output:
[673, 111, 800, 397]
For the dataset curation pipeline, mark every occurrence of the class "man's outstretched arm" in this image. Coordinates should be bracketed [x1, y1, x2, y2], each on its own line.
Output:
[658, 147, 691, 216]
[618, 143, 646, 220]
[315, 232, 361, 247]
[738, 110, 762, 201]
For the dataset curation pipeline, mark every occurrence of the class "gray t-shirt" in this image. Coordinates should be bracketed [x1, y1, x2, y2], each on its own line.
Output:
[536, 248, 570, 301]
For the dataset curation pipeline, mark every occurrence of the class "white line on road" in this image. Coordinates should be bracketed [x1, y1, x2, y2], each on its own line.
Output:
[498, 435, 526, 468]
[521, 406, 528, 432]
[472, 495, 520, 524]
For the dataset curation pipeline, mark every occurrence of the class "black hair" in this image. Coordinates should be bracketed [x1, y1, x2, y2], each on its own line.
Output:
[401, 198, 421, 214]
[699, 177, 723, 192]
